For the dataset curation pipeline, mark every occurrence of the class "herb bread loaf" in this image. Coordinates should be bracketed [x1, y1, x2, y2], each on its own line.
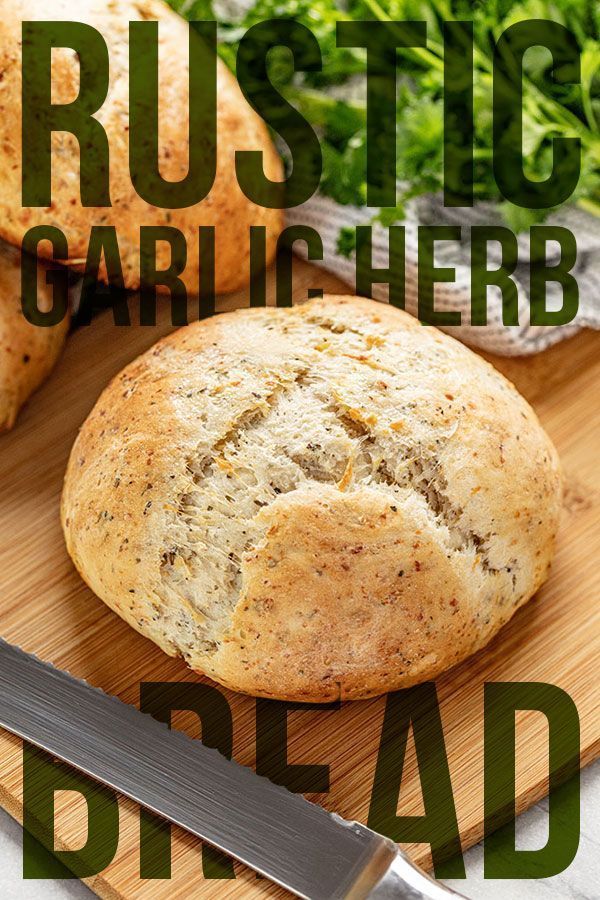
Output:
[62, 296, 562, 700]
[0, 0, 283, 293]
[0, 242, 69, 431]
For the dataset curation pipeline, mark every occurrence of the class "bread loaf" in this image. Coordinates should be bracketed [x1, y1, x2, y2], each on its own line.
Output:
[62, 296, 562, 700]
[0, 0, 283, 293]
[0, 242, 69, 431]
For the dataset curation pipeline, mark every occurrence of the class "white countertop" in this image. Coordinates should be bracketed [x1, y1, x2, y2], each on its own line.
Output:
[1, 761, 598, 898]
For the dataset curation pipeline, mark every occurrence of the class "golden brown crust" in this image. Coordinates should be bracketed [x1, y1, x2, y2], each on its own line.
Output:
[0, 0, 283, 293]
[0, 242, 69, 431]
[62, 296, 562, 700]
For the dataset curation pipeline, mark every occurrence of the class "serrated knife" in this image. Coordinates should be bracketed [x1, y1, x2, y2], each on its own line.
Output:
[0, 639, 467, 899]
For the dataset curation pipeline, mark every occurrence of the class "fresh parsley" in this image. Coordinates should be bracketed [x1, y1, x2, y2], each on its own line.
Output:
[168, 0, 600, 246]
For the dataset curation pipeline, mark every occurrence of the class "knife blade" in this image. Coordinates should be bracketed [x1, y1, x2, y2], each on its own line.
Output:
[0, 638, 466, 899]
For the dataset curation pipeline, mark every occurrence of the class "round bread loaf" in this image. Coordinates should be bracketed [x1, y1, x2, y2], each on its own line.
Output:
[0, 0, 283, 293]
[0, 242, 69, 431]
[62, 296, 562, 700]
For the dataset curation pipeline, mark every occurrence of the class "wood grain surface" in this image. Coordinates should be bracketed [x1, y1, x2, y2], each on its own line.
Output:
[0, 260, 598, 898]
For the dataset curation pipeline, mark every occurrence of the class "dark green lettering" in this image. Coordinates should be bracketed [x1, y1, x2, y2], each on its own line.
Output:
[139, 682, 234, 880]
[529, 226, 578, 325]
[470, 226, 519, 326]
[368, 685, 465, 878]
[23, 744, 118, 879]
[236, 21, 321, 208]
[21, 226, 70, 327]
[444, 21, 474, 208]
[77, 227, 130, 326]
[484, 682, 580, 878]
[140, 226, 187, 326]
[22, 22, 110, 207]
[255, 699, 334, 792]
[418, 226, 461, 326]
[129, 22, 217, 208]
[355, 225, 405, 309]
[276, 225, 323, 308]
[493, 22, 581, 209]
[337, 21, 427, 208]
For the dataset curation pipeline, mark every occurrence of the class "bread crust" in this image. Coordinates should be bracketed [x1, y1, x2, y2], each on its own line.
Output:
[0, 0, 283, 293]
[0, 242, 69, 431]
[62, 296, 562, 700]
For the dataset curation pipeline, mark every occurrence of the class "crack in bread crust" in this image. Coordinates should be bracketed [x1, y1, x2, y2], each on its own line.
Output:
[331, 408, 513, 576]
[158, 367, 313, 655]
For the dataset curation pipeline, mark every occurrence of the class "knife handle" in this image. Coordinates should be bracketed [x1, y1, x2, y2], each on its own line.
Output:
[365, 850, 468, 899]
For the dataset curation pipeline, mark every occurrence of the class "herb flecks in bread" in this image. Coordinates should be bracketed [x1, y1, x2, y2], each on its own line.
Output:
[62, 296, 562, 701]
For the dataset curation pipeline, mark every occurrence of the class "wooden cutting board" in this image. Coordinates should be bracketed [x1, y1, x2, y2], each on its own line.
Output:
[0, 259, 598, 898]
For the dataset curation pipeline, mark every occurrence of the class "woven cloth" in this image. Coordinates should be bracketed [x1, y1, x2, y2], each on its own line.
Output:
[286, 194, 600, 355]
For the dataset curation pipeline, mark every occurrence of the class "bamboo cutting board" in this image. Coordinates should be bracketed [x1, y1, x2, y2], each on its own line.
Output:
[0, 260, 598, 899]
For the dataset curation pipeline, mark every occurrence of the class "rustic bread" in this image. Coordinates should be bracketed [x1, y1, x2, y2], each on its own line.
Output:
[62, 296, 562, 700]
[0, 242, 69, 431]
[0, 0, 283, 293]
